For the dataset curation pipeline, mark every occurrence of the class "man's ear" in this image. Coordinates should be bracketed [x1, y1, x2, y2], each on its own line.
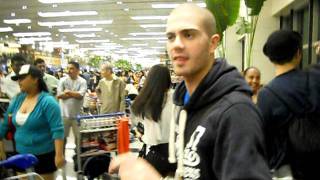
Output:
[209, 34, 220, 54]
[294, 49, 302, 64]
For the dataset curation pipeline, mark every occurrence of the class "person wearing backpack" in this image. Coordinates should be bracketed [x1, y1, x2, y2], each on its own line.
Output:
[257, 30, 320, 179]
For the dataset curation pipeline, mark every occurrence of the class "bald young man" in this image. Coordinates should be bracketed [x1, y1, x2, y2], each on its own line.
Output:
[109, 4, 271, 180]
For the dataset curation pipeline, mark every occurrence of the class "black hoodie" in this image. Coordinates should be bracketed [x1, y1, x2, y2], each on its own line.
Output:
[169, 59, 271, 180]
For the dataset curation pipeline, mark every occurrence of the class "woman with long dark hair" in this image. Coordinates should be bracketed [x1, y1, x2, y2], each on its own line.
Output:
[131, 64, 176, 177]
[0, 64, 64, 180]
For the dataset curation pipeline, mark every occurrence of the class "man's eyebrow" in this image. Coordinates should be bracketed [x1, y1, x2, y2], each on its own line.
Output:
[166, 28, 198, 35]
[166, 32, 174, 36]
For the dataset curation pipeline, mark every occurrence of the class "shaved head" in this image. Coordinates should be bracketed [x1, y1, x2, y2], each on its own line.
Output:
[168, 3, 217, 37]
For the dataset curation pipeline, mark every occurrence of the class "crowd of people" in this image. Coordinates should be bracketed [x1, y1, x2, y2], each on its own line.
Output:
[0, 3, 320, 180]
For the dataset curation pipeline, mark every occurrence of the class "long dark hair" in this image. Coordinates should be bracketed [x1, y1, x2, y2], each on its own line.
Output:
[37, 77, 49, 92]
[29, 65, 49, 93]
[131, 64, 171, 122]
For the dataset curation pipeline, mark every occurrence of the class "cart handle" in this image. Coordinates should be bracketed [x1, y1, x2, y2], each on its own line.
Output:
[0, 154, 38, 169]
[77, 112, 125, 121]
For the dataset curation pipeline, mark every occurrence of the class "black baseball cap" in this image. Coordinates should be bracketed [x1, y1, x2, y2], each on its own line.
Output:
[11, 64, 43, 81]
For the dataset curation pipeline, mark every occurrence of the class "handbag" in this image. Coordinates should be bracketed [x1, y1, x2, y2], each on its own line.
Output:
[5, 114, 15, 141]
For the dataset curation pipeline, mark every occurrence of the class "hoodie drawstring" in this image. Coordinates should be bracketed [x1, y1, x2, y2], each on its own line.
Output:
[169, 108, 187, 179]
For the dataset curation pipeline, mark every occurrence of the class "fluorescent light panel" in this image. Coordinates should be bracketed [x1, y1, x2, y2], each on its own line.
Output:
[121, 37, 167, 41]
[19, 37, 52, 42]
[13, 32, 51, 37]
[140, 24, 166, 28]
[58, 28, 102, 32]
[0, 27, 13, 32]
[4, 19, 31, 24]
[132, 43, 148, 46]
[39, 41, 69, 46]
[151, 3, 206, 8]
[38, 11, 98, 17]
[74, 33, 96, 38]
[131, 16, 167, 20]
[80, 47, 107, 51]
[39, 20, 112, 27]
[39, 0, 104, 4]
[130, 32, 165, 36]
[76, 39, 110, 43]
[95, 46, 120, 50]
[157, 40, 167, 44]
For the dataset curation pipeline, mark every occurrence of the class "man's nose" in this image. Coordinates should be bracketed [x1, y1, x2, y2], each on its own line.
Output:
[172, 36, 185, 49]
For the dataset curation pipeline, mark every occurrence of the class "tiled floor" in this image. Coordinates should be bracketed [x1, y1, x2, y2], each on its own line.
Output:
[55, 131, 77, 180]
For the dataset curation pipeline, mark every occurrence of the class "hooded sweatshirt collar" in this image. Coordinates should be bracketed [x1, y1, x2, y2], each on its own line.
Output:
[174, 58, 252, 110]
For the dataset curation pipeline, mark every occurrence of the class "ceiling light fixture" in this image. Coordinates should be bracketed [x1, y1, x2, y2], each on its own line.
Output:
[80, 47, 107, 51]
[19, 37, 52, 42]
[58, 28, 102, 32]
[38, 20, 112, 27]
[151, 3, 206, 9]
[157, 40, 167, 44]
[0, 27, 13, 32]
[13, 32, 51, 37]
[130, 16, 167, 20]
[4, 19, 31, 24]
[132, 43, 148, 46]
[74, 33, 96, 38]
[39, 0, 105, 4]
[129, 32, 166, 36]
[38, 11, 98, 17]
[121, 37, 167, 41]
[140, 24, 166, 28]
[76, 39, 110, 43]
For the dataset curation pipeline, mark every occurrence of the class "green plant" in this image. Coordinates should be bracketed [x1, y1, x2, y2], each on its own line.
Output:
[206, 0, 240, 38]
[206, 0, 240, 57]
[114, 59, 133, 71]
[134, 63, 143, 71]
[88, 56, 103, 68]
[239, 0, 266, 67]
[206, 0, 266, 67]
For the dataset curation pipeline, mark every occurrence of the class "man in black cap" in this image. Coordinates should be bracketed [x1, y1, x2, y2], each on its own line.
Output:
[257, 30, 320, 179]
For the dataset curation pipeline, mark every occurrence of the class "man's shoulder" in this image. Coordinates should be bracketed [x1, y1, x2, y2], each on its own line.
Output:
[77, 76, 87, 83]
[114, 77, 125, 85]
[45, 73, 57, 78]
[59, 76, 68, 82]
[221, 91, 253, 108]
[5, 72, 14, 79]
[45, 73, 58, 81]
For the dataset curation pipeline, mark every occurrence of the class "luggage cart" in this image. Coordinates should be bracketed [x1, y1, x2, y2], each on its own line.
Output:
[76, 113, 129, 180]
[0, 154, 43, 180]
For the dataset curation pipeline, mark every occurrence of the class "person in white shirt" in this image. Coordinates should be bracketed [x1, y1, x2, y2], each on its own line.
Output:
[34, 58, 59, 96]
[1, 54, 26, 99]
[130, 64, 176, 177]
[57, 61, 87, 145]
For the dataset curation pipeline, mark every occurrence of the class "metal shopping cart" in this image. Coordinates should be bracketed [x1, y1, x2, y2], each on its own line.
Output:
[75, 113, 129, 180]
[0, 154, 43, 180]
